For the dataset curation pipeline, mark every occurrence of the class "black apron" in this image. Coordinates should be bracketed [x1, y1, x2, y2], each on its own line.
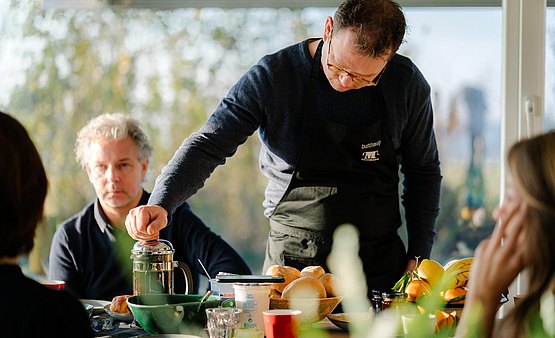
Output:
[264, 40, 406, 296]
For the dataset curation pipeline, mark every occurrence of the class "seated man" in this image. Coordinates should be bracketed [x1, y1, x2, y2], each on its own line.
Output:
[49, 113, 251, 300]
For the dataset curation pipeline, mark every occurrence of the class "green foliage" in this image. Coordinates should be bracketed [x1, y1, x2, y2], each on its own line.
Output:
[2, 0, 327, 274]
[392, 272, 411, 293]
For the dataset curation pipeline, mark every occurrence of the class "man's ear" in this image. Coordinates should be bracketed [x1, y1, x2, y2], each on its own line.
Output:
[141, 159, 149, 180]
[324, 16, 334, 42]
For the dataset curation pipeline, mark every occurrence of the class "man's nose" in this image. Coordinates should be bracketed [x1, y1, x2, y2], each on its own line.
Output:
[338, 74, 355, 87]
[105, 165, 120, 182]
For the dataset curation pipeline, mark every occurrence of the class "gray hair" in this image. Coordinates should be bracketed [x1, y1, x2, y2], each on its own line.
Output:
[75, 113, 153, 170]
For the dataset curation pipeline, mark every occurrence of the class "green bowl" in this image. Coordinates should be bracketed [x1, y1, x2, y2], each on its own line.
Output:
[127, 294, 219, 335]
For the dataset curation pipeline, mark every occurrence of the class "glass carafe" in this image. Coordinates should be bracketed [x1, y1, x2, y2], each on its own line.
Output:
[131, 239, 193, 295]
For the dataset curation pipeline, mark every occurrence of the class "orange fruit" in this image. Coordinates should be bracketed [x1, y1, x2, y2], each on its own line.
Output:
[444, 287, 466, 305]
[435, 310, 449, 330]
[405, 279, 430, 302]
[436, 310, 458, 334]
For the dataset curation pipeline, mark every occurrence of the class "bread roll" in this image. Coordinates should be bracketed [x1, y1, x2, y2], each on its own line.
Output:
[266, 265, 301, 293]
[281, 276, 326, 299]
[300, 266, 326, 279]
[110, 295, 132, 314]
[319, 273, 342, 297]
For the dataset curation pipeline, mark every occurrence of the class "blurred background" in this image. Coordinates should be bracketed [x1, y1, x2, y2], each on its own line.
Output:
[1, 0, 554, 286]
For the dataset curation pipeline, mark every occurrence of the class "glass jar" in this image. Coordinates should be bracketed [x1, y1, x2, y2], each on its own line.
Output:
[381, 291, 407, 310]
[130, 239, 193, 295]
[370, 290, 384, 315]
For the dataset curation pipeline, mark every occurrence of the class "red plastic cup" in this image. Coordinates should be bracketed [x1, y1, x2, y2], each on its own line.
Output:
[41, 279, 65, 290]
[263, 309, 302, 338]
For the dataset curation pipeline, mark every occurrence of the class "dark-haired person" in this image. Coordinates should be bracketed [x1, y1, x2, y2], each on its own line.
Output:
[456, 131, 555, 338]
[0, 111, 92, 338]
[126, 0, 442, 299]
[49, 113, 251, 301]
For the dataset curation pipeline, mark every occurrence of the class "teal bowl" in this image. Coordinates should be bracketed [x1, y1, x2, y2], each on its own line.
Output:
[127, 294, 219, 335]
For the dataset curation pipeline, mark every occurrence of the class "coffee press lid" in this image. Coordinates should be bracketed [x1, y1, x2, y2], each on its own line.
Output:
[131, 239, 174, 256]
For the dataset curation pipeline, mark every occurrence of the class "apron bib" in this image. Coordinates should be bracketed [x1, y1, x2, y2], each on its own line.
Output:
[264, 41, 406, 294]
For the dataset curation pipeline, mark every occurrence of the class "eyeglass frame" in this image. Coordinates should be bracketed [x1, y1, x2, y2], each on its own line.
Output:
[326, 31, 388, 87]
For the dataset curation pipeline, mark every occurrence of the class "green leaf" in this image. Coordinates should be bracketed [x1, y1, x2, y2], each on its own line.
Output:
[447, 295, 466, 304]
[392, 272, 410, 292]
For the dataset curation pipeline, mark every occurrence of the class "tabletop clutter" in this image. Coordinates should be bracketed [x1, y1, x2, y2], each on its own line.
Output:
[95, 239, 486, 337]
[89, 239, 337, 337]
[104, 261, 343, 337]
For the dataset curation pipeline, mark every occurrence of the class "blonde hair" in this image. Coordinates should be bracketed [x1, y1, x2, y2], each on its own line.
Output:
[498, 130, 555, 337]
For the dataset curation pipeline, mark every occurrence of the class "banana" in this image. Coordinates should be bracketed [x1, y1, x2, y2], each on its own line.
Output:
[453, 270, 470, 288]
[442, 257, 473, 290]
[443, 257, 473, 271]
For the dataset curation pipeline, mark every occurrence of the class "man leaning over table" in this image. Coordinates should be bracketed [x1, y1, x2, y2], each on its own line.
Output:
[125, 0, 442, 300]
[48, 113, 251, 301]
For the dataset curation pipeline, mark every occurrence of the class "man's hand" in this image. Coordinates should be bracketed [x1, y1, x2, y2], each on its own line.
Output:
[405, 258, 417, 274]
[125, 205, 169, 241]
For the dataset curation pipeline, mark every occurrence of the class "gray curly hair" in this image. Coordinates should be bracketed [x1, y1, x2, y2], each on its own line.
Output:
[75, 113, 153, 170]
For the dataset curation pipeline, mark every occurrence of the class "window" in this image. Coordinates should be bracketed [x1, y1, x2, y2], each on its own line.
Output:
[402, 8, 502, 264]
[0, 2, 515, 274]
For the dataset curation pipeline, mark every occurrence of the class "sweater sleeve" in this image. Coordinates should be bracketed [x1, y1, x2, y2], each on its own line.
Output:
[395, 61, 442, 260]
[148, 65, 268, 215]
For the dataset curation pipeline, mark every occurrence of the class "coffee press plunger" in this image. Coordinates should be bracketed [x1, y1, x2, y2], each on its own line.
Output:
[131, 239, 193, 295]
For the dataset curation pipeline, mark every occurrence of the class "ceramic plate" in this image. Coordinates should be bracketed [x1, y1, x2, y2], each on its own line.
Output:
[103, 304, 134, 322]
[79, 299, 110, 315]
[82, 303, 94, 318]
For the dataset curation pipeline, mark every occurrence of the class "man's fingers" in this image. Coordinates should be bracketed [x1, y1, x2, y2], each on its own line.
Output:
[125, 210, 140, 240]
[147, 220, 164, 236]
[124, 205, 168, 241]
[137, 207, 153, 233]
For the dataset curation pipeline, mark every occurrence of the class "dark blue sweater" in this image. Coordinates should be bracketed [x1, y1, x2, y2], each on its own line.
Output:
[49, 190, 251, 300]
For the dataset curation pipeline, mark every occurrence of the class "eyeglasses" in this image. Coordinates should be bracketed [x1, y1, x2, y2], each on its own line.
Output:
[326, 32, 387, 87]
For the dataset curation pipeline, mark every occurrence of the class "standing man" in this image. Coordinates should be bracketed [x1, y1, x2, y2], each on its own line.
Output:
[126, 0, 442, 297]
[49, 113, 251, 300]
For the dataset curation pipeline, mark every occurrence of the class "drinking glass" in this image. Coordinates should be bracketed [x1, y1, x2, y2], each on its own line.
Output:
[206, 307, 242, 338]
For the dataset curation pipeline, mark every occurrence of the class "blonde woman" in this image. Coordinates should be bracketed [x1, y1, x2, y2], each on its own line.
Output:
[456, 131, 555, 338]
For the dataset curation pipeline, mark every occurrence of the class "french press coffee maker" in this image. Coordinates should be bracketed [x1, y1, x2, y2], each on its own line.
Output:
[131, 239, 193, 295]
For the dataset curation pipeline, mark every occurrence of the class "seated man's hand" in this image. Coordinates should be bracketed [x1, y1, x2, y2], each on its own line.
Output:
[125, 205, 168, 241]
